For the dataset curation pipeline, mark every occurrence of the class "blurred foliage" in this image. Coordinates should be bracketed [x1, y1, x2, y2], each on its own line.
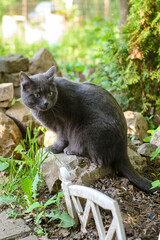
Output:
[0, 17, 104, 78]
[93, 0, 160, 112]
[0, 0, 159, 113]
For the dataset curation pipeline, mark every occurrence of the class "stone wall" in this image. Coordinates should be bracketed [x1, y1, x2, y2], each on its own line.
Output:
[0, 48, 62, 99]
[0, 48, 62, 157]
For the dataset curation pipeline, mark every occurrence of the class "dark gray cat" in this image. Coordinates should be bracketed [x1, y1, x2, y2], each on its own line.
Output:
[20, 66, 159, 193]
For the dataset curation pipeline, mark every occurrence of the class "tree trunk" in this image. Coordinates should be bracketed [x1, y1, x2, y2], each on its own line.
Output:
[22, 0, 27, 22]
[104, 0, 110, 18]
[117, 0, 129, 32]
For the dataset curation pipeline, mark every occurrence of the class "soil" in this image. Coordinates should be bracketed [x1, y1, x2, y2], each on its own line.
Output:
[33, 154, 160, 240]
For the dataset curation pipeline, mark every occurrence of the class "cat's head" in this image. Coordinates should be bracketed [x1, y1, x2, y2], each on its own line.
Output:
[20, 66, 58, 111]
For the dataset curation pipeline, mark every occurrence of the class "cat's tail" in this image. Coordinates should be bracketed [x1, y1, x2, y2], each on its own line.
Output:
[6, 114, 27, 138]
[118, 156, 160, 194]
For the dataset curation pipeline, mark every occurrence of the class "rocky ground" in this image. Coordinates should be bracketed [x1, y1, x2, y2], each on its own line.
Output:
[34, 155, 160, 240]
[0, 141, 160, 240]
[1, 157, 159, 240]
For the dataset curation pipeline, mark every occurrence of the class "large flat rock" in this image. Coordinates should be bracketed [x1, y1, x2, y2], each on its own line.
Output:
[124, 111, 148, 142]
[41, 146, 147, 193]
[0, 54, 29, 73]
[29, 48, 62, 77]
[0, 211, 31, 240]
[41, 151, 111, 193]
[0, 83, 13, 103]
[1, 72, 21, 87]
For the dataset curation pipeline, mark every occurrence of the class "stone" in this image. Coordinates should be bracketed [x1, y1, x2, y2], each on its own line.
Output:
[29, 48, 62, 77]
[41, 146, 148, 193]
[137, 143, 158, 157]
[37, 133, 45, 147]
[0, 211, 31, 240]
[0, 100, 12, 108]
[132, 139, 141, 146]
[153, 113, 160, 128]
[1, 72, 20, 87]
[0, 201, 7, 208]
[6, 101, 39, 129]
[0, 54, 29, 73]
[0, 83, 14, 106]
[124, 111, 148, 142]
[41, 150, 111, 193]
[18, 235, 38, 240]
[14, 86, 21, 99]
[150, 130, 160, 147]
[44, 130, 57, 147]
[41, 147, 148, 193]
[0, 111, 22, 157]
[128, 147, 147, 171]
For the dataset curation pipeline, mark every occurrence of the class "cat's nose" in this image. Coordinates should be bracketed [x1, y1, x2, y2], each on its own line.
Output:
[44, 101, 49, 107]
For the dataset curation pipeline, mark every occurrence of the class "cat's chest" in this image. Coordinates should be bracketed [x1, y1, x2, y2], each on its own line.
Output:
[31, 109, 64, 131]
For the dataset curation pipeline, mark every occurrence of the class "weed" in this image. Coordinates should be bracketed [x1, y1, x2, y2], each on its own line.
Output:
[0, 126, 75, 235]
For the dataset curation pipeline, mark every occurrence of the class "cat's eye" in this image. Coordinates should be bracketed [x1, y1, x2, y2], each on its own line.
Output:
[48, 91, 54, 97]
[34, 93, 41, 98]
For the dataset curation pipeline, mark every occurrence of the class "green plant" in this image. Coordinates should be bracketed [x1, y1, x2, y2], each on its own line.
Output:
[143, 126, 160, 143]
[0, 126, 48, 199]
[150, 147, 160, 161]
[151, 177, 160, 193]
[124, 0, 160, 113]
[144, 115, 155, 129]
[0, 126, 75, 235]
[142, 125, 160, 192]
[93, 0, 160, 112]
[26, 192, 75, 232]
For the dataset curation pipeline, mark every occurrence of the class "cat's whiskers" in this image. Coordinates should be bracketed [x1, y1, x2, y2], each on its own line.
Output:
[51, 108, 57, 120]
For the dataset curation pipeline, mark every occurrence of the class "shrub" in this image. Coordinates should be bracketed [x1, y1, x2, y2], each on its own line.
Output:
[94, 0, 160, 112]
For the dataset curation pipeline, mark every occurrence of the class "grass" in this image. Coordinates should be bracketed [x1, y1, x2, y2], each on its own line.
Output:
[0, 127, 75, 235]
[0, 126, 47, 199]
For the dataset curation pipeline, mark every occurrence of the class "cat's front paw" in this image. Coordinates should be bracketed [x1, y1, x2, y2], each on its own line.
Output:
[64, 147, 76, 155]
[46, 145, 63, 154]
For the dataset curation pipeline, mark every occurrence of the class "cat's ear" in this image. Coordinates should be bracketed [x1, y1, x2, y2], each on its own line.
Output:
[19, 72, 31, 84]
[45, 66, 56, 78]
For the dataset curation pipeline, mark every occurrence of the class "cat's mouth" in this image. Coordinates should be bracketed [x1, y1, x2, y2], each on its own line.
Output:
[37, 106, 51, 111]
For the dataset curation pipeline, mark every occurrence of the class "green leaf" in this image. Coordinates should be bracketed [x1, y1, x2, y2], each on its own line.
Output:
[11, 98, 16, 106]
[44, 195, 57, 208]
[74, 65, 85, 72]
[32, 173, 39, 199]
[0, 161, 9, 171]
[59, 211, 75, 228]
[22, 177, 32, 201]
[56, 192, 64, 208]
[58, 192, 64, 198]
[143, 136, 151, 143]
[0, 195, 16, 204]
[150, 147, 160, 160]
[151, 180, 160, 189]
[47, 211, 61, 222]
[6, 209, 24, 219]
[25, 202, 41, 213]
[14, 144, 25, 154]
[35, 211, 43, 225]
